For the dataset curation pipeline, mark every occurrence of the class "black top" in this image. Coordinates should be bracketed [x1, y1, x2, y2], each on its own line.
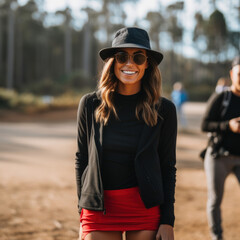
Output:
[201, 91, 240, 155]
[102, 91, 145, 190]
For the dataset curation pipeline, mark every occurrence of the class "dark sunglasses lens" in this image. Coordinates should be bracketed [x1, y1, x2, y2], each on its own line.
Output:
[133, 54, 146, 65]
[115, 52, 128, 64]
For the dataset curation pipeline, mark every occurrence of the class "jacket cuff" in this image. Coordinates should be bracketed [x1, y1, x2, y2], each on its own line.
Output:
[220, 120, 229, 131]
[160, 203, 175, 227]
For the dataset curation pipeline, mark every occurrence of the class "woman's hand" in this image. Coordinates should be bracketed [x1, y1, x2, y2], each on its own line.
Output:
[156, 224, 174, 240]
[229, 117, 240, 134]
[78, 223, 82, 240]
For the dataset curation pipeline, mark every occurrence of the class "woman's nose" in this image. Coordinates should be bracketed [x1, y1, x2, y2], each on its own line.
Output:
[126, 55, 134, 65]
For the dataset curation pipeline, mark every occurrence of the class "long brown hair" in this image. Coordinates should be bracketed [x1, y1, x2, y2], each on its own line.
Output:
[95, 54, 162, 126]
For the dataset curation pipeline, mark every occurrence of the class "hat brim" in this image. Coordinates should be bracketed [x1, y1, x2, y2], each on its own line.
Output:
[99, 43, 163, 65]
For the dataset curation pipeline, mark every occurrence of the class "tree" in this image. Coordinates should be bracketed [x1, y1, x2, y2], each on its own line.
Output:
[6, 0, 17, 89]
[206, 9, 227, 60]
[95, 0, 138, 45]
[145, 11, 164, 51]
[193, 12, 208, 61]
[0, 8, 3, 78]
[15, 0, 40, 87]
[193, 9, 229, 61]
[81, 7, 99, 78]
[56, 7, 72, 75]
[166, 1, 184, 84]
[79, 0, 134, 78]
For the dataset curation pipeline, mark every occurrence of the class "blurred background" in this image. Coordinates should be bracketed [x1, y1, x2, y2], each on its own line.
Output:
[0, 1, 240, 240]
[0, 0, 239, 113]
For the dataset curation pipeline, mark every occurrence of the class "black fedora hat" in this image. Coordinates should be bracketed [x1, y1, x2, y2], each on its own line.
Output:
[99, 27, 163, 65]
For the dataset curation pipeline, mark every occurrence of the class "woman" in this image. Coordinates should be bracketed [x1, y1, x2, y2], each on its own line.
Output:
[75, 27, 177, 240]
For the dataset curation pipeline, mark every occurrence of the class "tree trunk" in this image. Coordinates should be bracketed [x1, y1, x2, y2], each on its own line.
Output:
[16, 22, 23, 88]
[0, 16, 2, 76]
[65, 19, 72, 75]
[83, 24, 91, 78]
[7, 7, 15, 89]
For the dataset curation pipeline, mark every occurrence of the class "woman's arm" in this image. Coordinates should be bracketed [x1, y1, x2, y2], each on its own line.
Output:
[158, 99, 177, 228]
[75, 94, 89, 213]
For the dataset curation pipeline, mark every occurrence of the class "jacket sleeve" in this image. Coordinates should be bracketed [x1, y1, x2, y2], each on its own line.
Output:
[201, 92, 229, 133]
[75, 94, 89, 213]
[158, 100, 177, 227]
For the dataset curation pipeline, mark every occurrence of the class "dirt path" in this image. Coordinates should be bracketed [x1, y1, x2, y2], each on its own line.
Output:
[0, 104, 239, 240]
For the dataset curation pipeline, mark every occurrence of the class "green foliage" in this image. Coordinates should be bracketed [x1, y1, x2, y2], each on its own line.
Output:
[0, 88, 18, 108]
[167, 16, 183, 42]
[206, 9, 227, 52]
[0, 87, 45, 112]
[0, 0, 238, 102]
[208, 10, 227, 37]
[193, 9, 228, 57]
[26, 78, 65, 96]
[0, 87, 87, 113]
[50, 91, 85, 110]
[67, 70, 93, 89]
[25, 73, 95, 96]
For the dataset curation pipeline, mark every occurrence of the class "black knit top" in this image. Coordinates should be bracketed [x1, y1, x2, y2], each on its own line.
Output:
[102, 91, 145, 190]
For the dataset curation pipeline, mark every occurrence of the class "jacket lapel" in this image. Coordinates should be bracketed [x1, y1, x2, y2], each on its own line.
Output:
[92, 95, 103, 165]
[135, 113, 164, 160]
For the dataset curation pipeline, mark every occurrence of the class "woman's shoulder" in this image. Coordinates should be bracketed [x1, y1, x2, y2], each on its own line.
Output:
[159, 97, 176, 111]
[79, 91, 100, 105]
[81, 91, 99, 100]
[157, 97, 176, 118]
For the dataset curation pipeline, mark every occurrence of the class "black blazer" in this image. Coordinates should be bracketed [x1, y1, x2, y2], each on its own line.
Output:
[75, 91, 177, 226]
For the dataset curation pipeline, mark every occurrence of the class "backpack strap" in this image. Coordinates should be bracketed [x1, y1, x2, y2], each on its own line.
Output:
[220, 90, 232, 118]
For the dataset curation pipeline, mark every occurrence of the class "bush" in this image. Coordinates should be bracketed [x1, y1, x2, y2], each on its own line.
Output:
[0, 87, 88, 113]
[26, 78, 65, 96]
[23, 73, 96, 96]
[0, 88, 18, 108]
[49, 92, 83, 110]
[67, 70, 94, 89]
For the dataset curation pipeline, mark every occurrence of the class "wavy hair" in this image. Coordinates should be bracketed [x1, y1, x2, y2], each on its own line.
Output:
[95, 54, 162, 126]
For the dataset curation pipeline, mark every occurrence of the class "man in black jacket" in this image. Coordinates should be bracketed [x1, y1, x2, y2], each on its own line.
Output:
[201, 56, 240, 240]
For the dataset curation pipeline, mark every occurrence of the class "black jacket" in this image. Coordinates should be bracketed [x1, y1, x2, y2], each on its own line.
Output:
[201, 91, 230, 133]
[75, 91, 177, 226]
[201, 90, 240, 156]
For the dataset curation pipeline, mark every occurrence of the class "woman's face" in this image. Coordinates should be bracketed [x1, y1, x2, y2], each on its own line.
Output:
[114, 48, 148, 94]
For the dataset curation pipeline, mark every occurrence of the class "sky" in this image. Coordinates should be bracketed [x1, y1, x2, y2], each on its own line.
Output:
[18, 0, 240, 59]
[17, 0, 239, 30]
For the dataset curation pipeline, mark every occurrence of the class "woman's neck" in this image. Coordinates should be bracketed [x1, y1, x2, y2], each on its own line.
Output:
[117, 83, 141, 95]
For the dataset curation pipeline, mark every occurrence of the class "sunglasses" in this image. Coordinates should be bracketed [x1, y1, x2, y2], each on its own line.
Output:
[114, 52, 148, 65]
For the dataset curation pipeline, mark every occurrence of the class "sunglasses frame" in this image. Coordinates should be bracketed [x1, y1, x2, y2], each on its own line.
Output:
[114, 52, 148, 65]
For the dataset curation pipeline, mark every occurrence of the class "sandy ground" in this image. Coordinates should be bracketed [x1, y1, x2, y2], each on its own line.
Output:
[0, 103, 240, 240]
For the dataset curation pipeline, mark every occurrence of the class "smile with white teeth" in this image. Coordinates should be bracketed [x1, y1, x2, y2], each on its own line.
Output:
[122, 70, 137, 75]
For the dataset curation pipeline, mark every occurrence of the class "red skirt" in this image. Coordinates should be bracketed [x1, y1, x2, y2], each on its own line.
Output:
[80, 186, 160, 238]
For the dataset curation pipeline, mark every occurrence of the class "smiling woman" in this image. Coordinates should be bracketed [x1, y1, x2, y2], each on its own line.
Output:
[113, 48, 148, 95]
[75, 27, 177, 240]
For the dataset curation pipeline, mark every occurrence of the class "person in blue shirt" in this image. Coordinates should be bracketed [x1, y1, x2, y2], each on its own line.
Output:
[171, 82, 188, 128]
